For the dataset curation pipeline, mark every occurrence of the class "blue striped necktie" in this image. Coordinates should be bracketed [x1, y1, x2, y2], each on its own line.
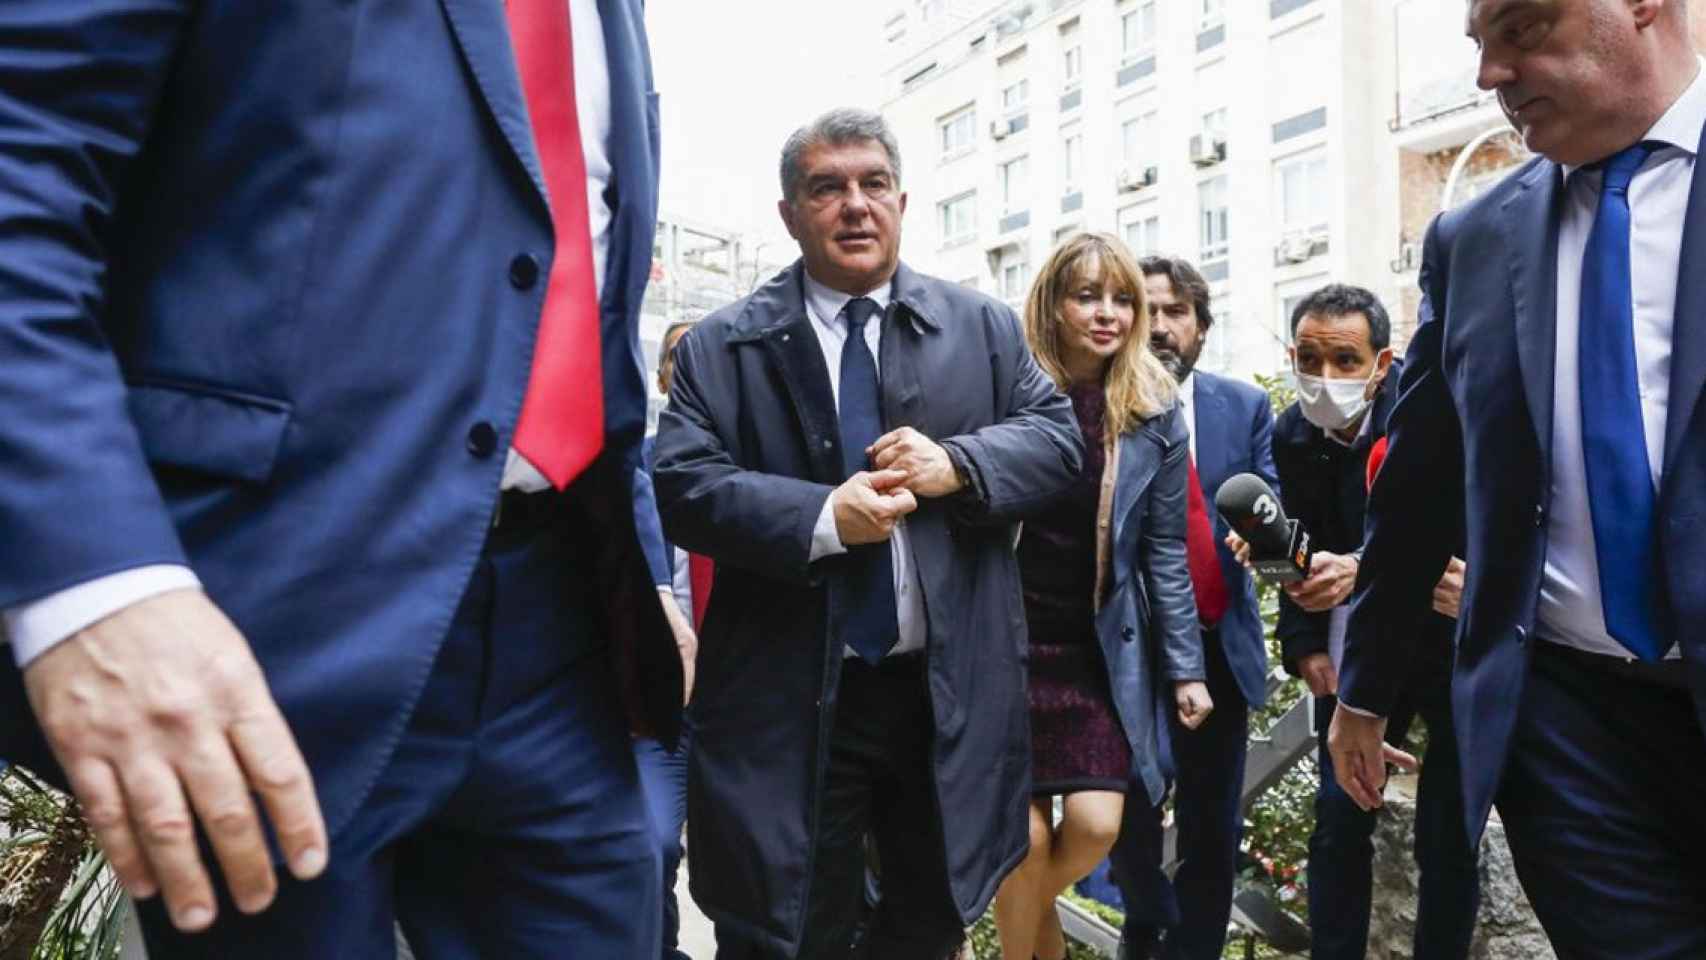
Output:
[837, 297, 899, 664]
[1579, 141, 1667, 661]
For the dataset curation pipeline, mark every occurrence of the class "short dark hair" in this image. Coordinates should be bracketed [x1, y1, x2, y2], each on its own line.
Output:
[1288, 283, 1391, 351]
[1137, 256, 1214, 333]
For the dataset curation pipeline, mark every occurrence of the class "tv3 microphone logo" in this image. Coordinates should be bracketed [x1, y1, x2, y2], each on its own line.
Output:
[1252, 494, 1281, 526]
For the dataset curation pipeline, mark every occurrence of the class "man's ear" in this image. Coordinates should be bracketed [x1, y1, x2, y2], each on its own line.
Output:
[897, 191, 908, 218]
[1366, 347, 1396, 398]
[1628, 0, 1663, 30]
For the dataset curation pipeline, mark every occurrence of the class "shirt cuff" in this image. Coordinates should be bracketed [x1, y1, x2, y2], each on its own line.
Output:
[808, 494, 847, 562]
[1334, 698, 1384, 720]
[3, 565, 203, 668]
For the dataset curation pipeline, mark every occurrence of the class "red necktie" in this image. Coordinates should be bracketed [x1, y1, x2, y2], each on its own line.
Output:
[688, 553, 714, 633]
[506, 0, 604, 489]
[1185, 456, 1230, 626]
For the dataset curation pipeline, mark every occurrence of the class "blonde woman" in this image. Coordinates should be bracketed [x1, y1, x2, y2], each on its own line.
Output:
[994, 234, 1212, 960]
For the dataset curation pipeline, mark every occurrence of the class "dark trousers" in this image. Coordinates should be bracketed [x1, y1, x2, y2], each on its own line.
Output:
[1111, 627, 1248, 960]
[1493, 643, 1706, 960]
[1309, 677, 1478, 960]
[636, 718, 694, 960]
[137, 510, 661, 959]
[715, 654, 962, 960]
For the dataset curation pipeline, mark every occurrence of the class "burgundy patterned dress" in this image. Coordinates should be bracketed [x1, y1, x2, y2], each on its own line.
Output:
[1017, 382, 1131, 796]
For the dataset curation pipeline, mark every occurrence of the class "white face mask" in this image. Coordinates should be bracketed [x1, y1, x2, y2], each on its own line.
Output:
[1293, 369, 1373, 432]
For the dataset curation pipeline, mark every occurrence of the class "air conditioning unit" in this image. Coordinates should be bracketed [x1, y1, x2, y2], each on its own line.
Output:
[1276, 234, 1317, 265]
[1116, 166, 1159, 192]
[990, 118, 1014, 140]
[1188, 134, 1228, 167]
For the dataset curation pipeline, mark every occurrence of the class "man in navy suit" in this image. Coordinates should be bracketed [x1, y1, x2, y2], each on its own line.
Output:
[1331, 2, 1706, 956]
[1109, 256, 1276, 960]
[0, 1, 683, 956]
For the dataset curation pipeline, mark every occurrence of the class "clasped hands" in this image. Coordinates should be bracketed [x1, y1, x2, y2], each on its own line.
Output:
[831, 427, 961, 545]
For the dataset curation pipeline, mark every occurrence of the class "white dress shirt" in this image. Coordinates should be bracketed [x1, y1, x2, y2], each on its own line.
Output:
[1537, 57, 1706, 660]
[802, 272, 928, 658]
[3, 0, 615, 667]
[1178, 371, 1199, 462]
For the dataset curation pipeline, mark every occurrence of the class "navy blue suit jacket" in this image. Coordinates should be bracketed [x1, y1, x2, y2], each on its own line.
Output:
[0, 0, 679, 839]
[1191, 370, 1278, 709]
[1341, 123, 1706, 847]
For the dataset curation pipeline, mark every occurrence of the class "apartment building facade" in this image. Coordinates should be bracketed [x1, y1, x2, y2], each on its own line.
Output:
[880, 0, 1402, 380]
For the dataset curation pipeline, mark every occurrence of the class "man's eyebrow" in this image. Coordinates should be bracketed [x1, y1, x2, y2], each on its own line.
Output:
[1468, 0, 1539, 40]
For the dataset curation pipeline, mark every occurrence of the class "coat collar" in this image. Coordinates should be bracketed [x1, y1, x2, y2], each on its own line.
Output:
[728, 260, 943, 343]
[1499, 158, 1564, 463]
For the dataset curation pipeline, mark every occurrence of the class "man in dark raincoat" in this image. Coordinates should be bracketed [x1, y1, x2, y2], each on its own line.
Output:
[654, 107, 1083, 959]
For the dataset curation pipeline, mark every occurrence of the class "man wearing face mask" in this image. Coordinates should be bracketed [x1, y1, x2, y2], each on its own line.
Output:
[1268, 284, 1478, 960]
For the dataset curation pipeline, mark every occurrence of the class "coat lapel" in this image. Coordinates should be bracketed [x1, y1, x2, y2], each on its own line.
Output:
[438, 0, 548, 208]
[737, 268, 845, 486]
[1191, 373, 1225, 496]
[1112, 430, 1162, 543]
[1661, 119, 1706, 485]
[1500, 160, 1564, 461]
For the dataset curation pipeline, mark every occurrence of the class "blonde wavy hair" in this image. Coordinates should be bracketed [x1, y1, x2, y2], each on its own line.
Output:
[1023, 232, 1177, 437]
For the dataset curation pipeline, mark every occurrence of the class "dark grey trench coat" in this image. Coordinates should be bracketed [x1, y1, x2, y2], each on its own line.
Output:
[653, 260, 1083, 955]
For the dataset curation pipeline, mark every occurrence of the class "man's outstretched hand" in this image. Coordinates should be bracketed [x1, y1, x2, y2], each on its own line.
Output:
[1326, 704, 1419, 812]
[22, 589, 327, 932]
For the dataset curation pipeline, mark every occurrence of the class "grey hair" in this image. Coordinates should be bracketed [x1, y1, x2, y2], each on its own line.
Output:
[778, 108, 904, 202]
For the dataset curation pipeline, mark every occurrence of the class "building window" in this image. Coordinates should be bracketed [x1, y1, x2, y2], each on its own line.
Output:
[919, 0, 946, 21]
[1054, 224, 1083, 245]
[1121, 1, 1157, 61]
[1001, 156, 1030, 214]
[1202, 107, 1228, 143]
[1123, 213, 1160, 257]
[1121, 110, 1158, 173]
[1274, 147, 1329, 236]
[939, 105, 977, 157]
[1001, 258, 1031, 300]
[939, 192, 977, 244]
[1061, 133, 1082, 194]
[1198, 175, 1230, 264]
[1002, 79, 1030, 116]
[1062, 46, 1083, 89]
[1201, 0, 1225, 27]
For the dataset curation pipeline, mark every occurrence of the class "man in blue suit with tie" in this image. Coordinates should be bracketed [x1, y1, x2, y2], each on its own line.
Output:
[1331, 2, 1706, 955]
[0, 1, 683, 956]
[1109, 256, 1276, 960]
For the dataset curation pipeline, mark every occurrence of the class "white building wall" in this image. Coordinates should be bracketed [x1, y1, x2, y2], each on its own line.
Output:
[880, 0, 1399, 381]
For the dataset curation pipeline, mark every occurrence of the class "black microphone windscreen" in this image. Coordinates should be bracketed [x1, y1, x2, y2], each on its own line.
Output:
[1213, 473, 1292, 554]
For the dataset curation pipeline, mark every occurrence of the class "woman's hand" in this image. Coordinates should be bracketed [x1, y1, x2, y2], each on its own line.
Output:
[1174, 680, 1214, 730]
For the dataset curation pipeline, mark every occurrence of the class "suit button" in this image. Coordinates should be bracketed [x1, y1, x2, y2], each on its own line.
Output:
[509, 253, 541, 290]
[1533, 503, 1545, 527]
[467, 421, 499, 459]
[1122, 625, 1136, 642]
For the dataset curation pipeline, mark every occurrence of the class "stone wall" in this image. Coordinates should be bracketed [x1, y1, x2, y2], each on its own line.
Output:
[1367, 779, 1555, 960]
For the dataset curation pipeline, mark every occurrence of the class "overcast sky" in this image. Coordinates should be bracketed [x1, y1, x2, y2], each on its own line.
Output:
[644, 2, 889, 248]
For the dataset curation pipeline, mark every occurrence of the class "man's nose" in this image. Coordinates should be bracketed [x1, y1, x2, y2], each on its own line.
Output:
[1476, 49, 1516, 92]
[842, 184, 870, 218]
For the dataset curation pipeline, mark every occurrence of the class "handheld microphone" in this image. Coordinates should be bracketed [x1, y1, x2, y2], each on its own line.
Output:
[1213, 473, 1313, 583]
